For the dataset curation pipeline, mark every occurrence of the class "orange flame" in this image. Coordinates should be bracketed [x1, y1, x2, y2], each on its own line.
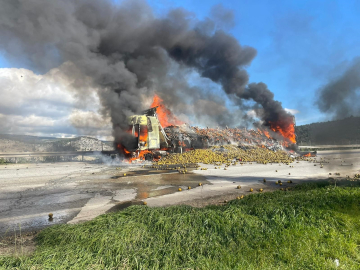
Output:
[269, 116, 296, 144]
[139, 125, 148, 147]
[151, 94, 184, 127]
[258, 128, 271, 139]
[302, 152, 316, 157]
[263, 130, 271, 139]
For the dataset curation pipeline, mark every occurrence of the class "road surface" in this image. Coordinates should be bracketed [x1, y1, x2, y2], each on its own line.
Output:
[0, 150, 359, 236]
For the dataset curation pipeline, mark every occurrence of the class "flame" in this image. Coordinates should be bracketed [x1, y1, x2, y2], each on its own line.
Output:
[122, 149, 159, 163]
[137, 150, 153, 160]
[258, 128, 271, 139]
[302, 152, 316, 157]
[263, 130, 271, 139]
[117, 144, 130, 154]
[139, 125, 148, 147]
[269, 116, 296, 144]
[151, 94, 184, 127]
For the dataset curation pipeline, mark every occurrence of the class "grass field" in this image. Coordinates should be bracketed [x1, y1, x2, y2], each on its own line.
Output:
[1, 181, 360, 269]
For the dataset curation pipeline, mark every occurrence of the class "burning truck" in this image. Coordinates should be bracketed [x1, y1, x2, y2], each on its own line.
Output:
[117, 97, 316, 162]
[118, 107, 171, 161]
[118, 106, 210, 161]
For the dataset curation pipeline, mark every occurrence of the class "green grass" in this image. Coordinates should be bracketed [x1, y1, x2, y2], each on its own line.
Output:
[1, 182, 360, 269]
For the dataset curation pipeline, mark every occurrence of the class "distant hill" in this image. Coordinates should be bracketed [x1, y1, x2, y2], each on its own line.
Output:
[0, 134, 59, 143]
[0, 135, 114, 153]
[295, 116, 360, 145]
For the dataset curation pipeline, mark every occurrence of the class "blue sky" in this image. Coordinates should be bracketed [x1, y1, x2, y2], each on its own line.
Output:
[145, 0, 360, 124]
[1, 0, 359, 129]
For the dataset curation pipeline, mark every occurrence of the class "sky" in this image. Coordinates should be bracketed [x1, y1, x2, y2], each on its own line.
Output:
[145, 0, 360, 125]
[0, 0, 359, 138]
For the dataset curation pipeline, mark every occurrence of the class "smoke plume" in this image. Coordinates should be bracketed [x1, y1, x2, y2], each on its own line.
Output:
[0, 0, 293, 140]
[242, 83, 294, 130]
[317, 58, 360, 119]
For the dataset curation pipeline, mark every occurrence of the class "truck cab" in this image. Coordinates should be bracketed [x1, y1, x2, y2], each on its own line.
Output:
[126, 107, 169, 153]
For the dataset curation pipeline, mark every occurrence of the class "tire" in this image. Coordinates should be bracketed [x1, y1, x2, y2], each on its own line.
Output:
[144, 153, 154, 161]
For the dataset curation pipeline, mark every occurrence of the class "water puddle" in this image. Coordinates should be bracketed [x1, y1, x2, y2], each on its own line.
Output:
[106, 171, 208, 212]
[0, 209, 79, 236]
[68, 189, 137, 224]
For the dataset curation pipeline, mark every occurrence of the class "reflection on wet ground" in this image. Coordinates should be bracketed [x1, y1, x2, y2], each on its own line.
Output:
[110, 163, 199, 178]
[105, 171, 209, 213]
[0, 162, 208, 235]
[0, 209, 80, 237]
[109, 169, 208, 201]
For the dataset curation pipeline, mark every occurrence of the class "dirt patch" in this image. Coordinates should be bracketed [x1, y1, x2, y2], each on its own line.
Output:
[0, 231, 37, 257]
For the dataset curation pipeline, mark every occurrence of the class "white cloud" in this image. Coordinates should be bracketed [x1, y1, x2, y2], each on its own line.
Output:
[0, 63, 111, 138]
[15, 115, 55, 127]
[0, 67, 74, 109]
[285, 108, 300, 115]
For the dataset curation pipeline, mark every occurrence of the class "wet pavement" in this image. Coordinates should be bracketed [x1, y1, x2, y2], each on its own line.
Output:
[0, 149, 359, 236]
[0, 162, 207, 235]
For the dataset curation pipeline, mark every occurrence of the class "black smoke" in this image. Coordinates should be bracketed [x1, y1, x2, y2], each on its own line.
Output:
[242, 83, 294, 133]
[0, 0, 293, 141]
[316, 58, 360, 119]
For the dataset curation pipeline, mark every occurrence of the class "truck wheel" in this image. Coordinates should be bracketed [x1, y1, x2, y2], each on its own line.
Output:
[144, 153, 154, 161]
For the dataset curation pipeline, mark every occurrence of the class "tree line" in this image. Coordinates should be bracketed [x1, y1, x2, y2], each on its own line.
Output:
[295, 116, 360, 145]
